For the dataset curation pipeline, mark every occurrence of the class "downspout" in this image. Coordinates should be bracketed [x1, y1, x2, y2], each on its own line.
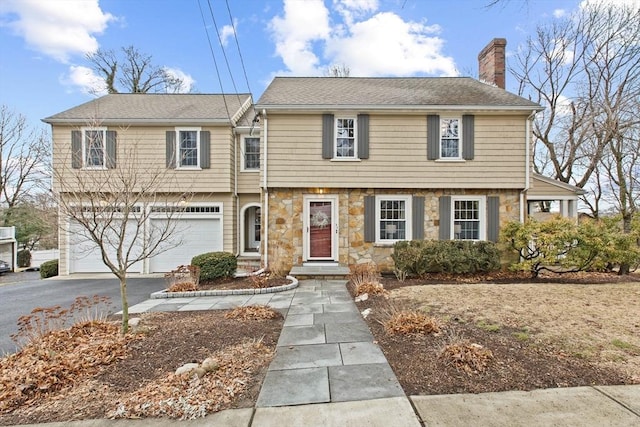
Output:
[233, 127, 239, 256]
[520, 110, 537, 223]
[262, 109, 269, 268]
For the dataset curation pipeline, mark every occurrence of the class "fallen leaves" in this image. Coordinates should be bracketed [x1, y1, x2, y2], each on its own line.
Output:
[1, 321, 136, 413]
[383, 310, 442, 336]
[440, 340, 494, 374]
[224, 305, 283, 320]
[109, 340, 274, 420]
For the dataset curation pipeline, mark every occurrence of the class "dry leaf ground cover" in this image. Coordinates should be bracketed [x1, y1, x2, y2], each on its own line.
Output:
[0, 308, 283, 426]
[355, 276, 640, 396]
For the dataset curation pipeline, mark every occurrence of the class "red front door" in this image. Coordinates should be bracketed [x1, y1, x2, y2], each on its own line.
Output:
[308, 201, 333, 259]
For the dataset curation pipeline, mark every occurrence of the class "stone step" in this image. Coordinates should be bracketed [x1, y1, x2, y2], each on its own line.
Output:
[289, 264, 350, 280]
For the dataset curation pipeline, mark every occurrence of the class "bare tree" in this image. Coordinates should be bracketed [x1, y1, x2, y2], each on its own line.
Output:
[0, 106, 50, 208]
[54, 125, 193, 333]
[86, 46, 186, 94]
[512, 3, 640, 214]
[325, 64, 350, 77]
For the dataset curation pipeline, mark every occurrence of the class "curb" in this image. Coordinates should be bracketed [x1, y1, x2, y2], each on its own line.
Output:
[150, 275, 299, 299]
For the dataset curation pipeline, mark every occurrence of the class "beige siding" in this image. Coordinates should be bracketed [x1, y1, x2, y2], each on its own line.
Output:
[528, 176, 579, 198]
[265, 114, 528, 189]
[52, 125, 234, 193]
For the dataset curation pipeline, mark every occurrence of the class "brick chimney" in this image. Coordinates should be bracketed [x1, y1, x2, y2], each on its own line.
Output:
[478, 38, 507, 89]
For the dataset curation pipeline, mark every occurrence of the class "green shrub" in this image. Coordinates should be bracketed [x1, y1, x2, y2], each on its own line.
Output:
[191, 252, 237, 281]
[17, 249, 31, 268]
[40, 259, 59, 279]
[391, 240, 501, 277]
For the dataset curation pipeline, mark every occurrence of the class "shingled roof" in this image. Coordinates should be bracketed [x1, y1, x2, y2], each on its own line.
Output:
[43, 93, 253, 125]
[256, 77, 541, 111]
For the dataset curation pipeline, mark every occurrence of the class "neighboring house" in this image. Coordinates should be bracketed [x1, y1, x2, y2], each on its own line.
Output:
[0, 226, 17, 272]
[44, 94, 261, 275]
[45, 38, 583, 275]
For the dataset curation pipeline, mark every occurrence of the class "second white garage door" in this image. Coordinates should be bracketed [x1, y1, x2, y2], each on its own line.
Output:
[148, 218, 222, 273]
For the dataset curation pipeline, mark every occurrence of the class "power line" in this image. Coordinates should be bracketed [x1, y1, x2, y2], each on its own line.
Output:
[225, 0, 253, 97]
[197, 0, 232, 124]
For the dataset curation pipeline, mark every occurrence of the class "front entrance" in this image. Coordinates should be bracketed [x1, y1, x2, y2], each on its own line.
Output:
[304, 196, 338, 262]
[241, 204, 261, 255]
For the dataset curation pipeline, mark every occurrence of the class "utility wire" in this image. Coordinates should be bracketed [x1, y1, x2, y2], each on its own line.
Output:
[206, 0, 245, 118]
[225, 0, 253, 98]
[197, 0, 232, 124]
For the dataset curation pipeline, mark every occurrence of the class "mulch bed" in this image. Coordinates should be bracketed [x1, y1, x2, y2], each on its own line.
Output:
[352, 272, 635, 396]
[194, 276, 290, 291]
[0, 310, 283, 425]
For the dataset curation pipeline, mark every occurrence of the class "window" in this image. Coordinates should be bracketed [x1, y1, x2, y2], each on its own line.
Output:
[335, 118, 356, 158]
[440, 118, 460, 159]
[177, 129, 199, 168]
[243, 136, 260, 170]
[376, 195, 412, 243]
[83, 128, 106, 168]
[452, 196, 485, 240]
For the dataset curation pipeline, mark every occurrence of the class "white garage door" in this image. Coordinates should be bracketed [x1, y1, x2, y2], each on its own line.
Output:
[68, 221, 143, 274]
[148, 218, 222, 273]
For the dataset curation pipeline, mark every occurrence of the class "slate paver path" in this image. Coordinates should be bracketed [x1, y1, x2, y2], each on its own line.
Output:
[256, 279, 405, 407]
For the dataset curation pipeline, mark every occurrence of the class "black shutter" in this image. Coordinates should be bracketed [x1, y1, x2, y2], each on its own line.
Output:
[462, 115, 474, 160]
[412, 196, 425, 240]
[71, 130, 82, 169]
[106, 130, 117, 169]
[364, 195, 376, 242]
[322, 114, 334, 159]
[357, 114, 369, 159]
[200, 131, 210, 169]
[487, 196, 500, 242]
[439, 196, 451, 240]
[166, 131, 176, 168]
[427, 115, 439, 160]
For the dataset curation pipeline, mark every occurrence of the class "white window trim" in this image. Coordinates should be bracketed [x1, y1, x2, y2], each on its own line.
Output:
[241, 135, 260, 172]
[175, 127, 201, 170]
[450, 195, 486, 241]
[334, 116, 358, 160]
[375, 195, 412, 244]
[81, 126, 107, 169]
[440, 117, 462, 160]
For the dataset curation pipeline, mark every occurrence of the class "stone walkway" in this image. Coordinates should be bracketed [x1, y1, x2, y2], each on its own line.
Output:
[126, 279, 405, 407]
[256, 279, 404, 407]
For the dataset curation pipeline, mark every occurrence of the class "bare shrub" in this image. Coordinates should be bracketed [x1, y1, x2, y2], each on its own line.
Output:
[440, 332, 494, 374]
[269, 241, 292, 279]
[355, 281, 386, 297]
[165, 265, 200, 292]
[349, 262, 381, 287]
[224, 305, 282, 321]
[382, 306, 441, 335]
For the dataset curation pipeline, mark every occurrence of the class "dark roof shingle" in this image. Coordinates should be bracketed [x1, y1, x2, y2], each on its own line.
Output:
[256, 77, 541, 110]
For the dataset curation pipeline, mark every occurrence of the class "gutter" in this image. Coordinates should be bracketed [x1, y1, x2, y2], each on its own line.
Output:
[520, 110, 537, 223]
[262, 109, 269, 268]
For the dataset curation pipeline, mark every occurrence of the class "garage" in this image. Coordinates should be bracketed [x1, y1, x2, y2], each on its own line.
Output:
[148, 217, 222, 272]
[68, 220, 143, 274]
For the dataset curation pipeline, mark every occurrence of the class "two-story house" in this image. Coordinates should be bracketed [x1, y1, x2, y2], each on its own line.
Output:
[46, 39, 582, 275]
[44, 94, 262, 274]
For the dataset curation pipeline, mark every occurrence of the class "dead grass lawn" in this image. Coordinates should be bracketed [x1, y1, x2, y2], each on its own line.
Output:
[391, 282, 640, 382]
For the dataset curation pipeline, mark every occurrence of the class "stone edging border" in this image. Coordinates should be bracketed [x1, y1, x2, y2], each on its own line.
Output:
[150, 275, 299, 299]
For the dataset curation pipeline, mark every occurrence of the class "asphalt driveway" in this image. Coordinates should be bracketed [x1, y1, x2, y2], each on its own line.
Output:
[0, 273, 166, 355]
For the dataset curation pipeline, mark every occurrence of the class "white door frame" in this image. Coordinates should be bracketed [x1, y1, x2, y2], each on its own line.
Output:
[303, 194, 338, 262]
[240, 203, 261, 256]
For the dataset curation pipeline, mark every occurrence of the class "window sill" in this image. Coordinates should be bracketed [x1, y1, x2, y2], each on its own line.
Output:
[241, 169, 260, 173]
[330, 158, 362, 162]
[435, 158, 466, 163]
[176, 167, 202, 171]
[373, 242, 397, 247]
[82, 166, 107, 170]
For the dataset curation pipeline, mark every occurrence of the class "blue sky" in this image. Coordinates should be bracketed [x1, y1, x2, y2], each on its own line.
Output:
[0, 0, 616, 131]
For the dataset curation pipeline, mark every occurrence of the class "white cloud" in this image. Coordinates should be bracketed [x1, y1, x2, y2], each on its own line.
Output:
[553, 9, 567, 18]
[63, 65, 108, 96]
[0, 0, 114, 62]
[269, 0, 331, 75]
[163, 68, 196, 93]
[269, 0, 457, 77]
[580, 0, 640, 10]
[220, 20, 237, 47]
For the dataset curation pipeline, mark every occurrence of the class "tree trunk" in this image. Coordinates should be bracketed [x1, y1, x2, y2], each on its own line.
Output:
[119, 275, 129, 334]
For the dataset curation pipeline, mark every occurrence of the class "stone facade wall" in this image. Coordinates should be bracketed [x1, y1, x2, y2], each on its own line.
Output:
[266, 188, 521, 272]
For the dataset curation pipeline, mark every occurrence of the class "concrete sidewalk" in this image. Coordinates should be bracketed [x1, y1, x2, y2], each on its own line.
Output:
[16, 279, 640, 426]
